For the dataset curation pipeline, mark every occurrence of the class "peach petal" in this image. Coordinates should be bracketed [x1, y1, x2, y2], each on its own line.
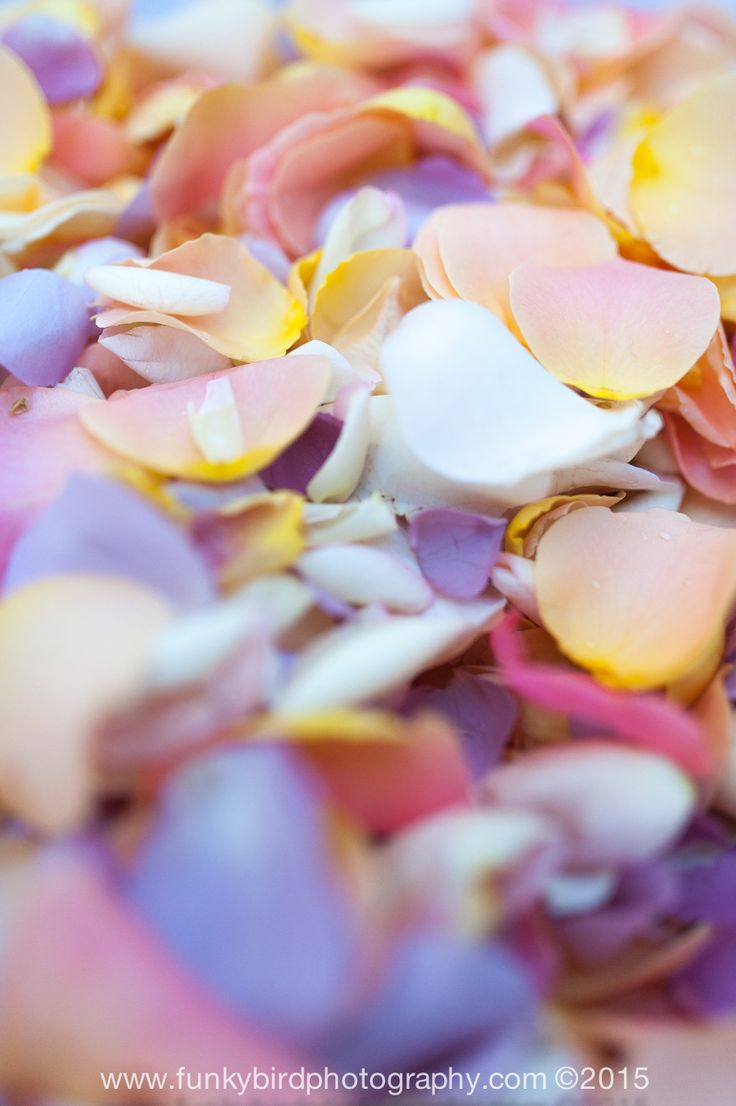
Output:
[0, 575, 172, 833]
[94, 234, 306, 362]
[151, 68, 377, 222]
[509, 258, 720, 400]
[303, 713, 471, 834]
[80, 354, 330, 482]
[630, 72, 736, 275]
[414, 202, 617, 328]
[0, 43, 52, 174]
[535, 506, 736, 692]
[228, 89, 488, 258]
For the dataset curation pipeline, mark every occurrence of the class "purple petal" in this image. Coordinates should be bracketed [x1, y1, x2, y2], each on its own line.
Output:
[4, 474, 215, 609]
[672, 927, 736, 1017]
[327, 933, 534, 1071]
[554, 862, 679, 966]
[405, 669, 517, 778]
[260, 412, 342, 494]
[2, 14, 103, 104]
[126, 745, 360, 1045]
[674, 850, 736, 927]
[409, 508, 506, 599]
[0, 269, 92, 386]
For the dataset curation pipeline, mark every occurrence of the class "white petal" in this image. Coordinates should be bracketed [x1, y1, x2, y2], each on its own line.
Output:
[279, 598, 502, 713]
[308, 384, 371, 503]
[474, 45, 559, 148]
[298, 544, 433, 613]
[86, 265, 231, 317]
[381, 301, 652, 496]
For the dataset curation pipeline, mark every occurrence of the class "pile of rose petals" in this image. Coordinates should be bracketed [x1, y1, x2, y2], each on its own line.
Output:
[3, 0, 736, 1102]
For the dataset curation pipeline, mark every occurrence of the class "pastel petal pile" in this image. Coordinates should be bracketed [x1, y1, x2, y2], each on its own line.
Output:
[3, 1, 736, 1103]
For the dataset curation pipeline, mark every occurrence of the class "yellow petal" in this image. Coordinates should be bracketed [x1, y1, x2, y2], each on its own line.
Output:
[0, 44, 52, 175]
[630, 72, 736, 275]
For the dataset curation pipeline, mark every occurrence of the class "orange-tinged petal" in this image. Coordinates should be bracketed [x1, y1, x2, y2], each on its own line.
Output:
[536, 506, 736, 693]
[94, 234, 306, 362]
[0, 575, 172, 833]
[79, 355, 330, 481]
[414, 202, 617, 328]
[630, 72, 736, 275]
[0, 44, 52, 174]
[510, 258, 720, 400]
[151, 67, 377, 221]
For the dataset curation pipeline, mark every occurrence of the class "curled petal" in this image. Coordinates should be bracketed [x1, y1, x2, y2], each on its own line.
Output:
[94, 234, 306, 362]
[380, 300, 655, 500]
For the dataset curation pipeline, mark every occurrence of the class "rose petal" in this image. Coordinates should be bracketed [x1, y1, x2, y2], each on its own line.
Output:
[630, 72, 736, 275]
[86, 265, 231, 317]
[0, 42, 51, 174]
[510, 258, 720, 400]
[2, 14, 102, 104]
[4, 474, 215, 609]
[380, 300, 655, 501]
[535, 506, 736, 693]
[0, 574, 172, 832]
[414, 202, 616, 327]
[0, 269, 91, 385]
[483, 741, 695, 866]
[80, 354, 330, 482]
[409, 508, 506, 599]
[94, 234, 305, 362]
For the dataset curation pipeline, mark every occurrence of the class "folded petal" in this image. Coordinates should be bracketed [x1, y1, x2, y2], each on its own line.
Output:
[228, 89, 488, 258]
[151, 67, 377, 221]
[99, 324, 231, 384]
[95, 234, 306, 362]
